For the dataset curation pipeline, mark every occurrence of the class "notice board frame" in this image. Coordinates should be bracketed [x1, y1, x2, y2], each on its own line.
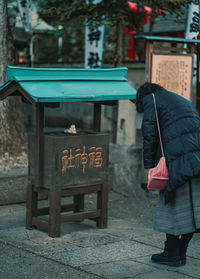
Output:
[150, 53, 193, 100]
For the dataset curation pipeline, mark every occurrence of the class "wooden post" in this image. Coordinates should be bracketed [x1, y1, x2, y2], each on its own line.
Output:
[49, 190, 61, 237]
[93, 103, 101, 132]
[34, 103, 44, 187]
[188, 43, 195, 55]
[26, 184, 38, 229]
[74, 194, 84, 213]
[97, 184, 108, 228]
[146, 41, 154, 82]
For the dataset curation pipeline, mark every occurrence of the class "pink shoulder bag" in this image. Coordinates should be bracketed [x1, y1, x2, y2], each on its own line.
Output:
[147, 93, 169, 190]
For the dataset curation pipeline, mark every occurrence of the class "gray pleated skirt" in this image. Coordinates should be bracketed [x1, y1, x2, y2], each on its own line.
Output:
[154, 178, 200, 235]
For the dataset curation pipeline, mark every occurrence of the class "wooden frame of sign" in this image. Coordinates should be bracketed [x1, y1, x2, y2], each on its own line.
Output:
[136, 35, 200, 109]
[150, 53, 193, 100]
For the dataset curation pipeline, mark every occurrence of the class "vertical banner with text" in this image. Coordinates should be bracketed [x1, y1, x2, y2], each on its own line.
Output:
[85, 0, 105, 68]
[185, 0, 199, 82]
[17, 0, 32, 33]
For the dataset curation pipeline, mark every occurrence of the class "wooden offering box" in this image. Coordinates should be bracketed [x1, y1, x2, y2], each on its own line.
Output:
[28, 132, 109, 190]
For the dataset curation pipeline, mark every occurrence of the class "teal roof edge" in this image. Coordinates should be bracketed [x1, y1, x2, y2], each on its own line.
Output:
[6, 66, 128, 82]
[17, 80, 136, 103]
[0, 67, 136, 103]
[135, 35, 200, 43]
[0, 81, 12, 91]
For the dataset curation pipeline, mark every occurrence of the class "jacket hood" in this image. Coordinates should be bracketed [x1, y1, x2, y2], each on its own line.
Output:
[136, 82, 164, 112]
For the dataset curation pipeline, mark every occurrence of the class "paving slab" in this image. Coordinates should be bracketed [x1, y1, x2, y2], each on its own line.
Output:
[0, 228, 80, 256]
[80, 259, 156, 279]
[98, 217, 155, 241]
[51, 240, 161, 267]
[58, 230, 120, 248]
[0, 225, 122, 254]
[136, 255, 200, 279]
[132, 231, 200, 259]
[0, 241, 101, 279]
[125, 269, 195, 279]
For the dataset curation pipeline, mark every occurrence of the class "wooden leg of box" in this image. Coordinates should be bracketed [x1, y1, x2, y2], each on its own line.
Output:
[73, 194, 84, 222]
[49, 190, 61, 237]
[73, 194, 84, 212]
[26, 184, 38, 229]
[97, 184, 108, 228]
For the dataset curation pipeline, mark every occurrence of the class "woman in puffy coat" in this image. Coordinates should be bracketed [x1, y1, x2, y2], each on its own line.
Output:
[136, 82, 200, 267]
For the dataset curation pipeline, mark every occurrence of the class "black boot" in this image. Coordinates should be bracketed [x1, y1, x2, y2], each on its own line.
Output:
[180, 232, 194, 266]
[151, 234, 181, 267]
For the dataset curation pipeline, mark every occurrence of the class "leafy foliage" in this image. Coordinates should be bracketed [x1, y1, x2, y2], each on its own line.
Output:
[38, 0, 145, 30]
[35, 0, 193, 64]
[150, 0, 192, 13]
[38, 0, 192, 28]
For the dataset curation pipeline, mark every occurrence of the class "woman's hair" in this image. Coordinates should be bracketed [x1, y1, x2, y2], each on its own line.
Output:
[136, 82, 164, 112]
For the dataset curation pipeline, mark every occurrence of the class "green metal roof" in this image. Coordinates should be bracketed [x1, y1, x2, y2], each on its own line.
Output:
[0, 66, 136, 103]
[135, 35, 200, 44]
[143, 11, 186, 34]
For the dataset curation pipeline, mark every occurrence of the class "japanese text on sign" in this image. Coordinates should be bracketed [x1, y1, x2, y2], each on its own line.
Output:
[84, 0, 105, 68]
[185, 1, 199, 82]
[151, 54, 193, 100]
[61, 145, 104, 174]
[189, 11, 199, 34]
[185, 0, 199, 40]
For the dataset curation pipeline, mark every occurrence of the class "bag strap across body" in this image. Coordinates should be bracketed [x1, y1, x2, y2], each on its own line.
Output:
[152, 93, 165, 157]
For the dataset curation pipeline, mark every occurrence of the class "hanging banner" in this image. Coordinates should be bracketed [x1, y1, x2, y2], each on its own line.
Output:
[85, 0, 105, 68]
[185, 0, 199, 40]
[17, 0, 32, 33]
[185, 0, 199, 82]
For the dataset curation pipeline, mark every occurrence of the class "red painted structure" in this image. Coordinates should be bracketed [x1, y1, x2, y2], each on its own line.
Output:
[126, 2, 167, 61]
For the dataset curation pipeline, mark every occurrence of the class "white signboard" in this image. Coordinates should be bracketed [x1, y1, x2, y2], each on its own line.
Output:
[185, 0, 199, 82]
[85, 0, 105, 68]
[17, 0, 32, 33]
[185, 0, 199, 40]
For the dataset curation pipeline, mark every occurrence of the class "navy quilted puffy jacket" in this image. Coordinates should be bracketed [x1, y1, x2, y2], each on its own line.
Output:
[137, 83, 200, 203]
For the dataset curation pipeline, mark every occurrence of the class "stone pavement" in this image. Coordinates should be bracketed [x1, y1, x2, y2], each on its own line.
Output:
[0, 191, 200, 279]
